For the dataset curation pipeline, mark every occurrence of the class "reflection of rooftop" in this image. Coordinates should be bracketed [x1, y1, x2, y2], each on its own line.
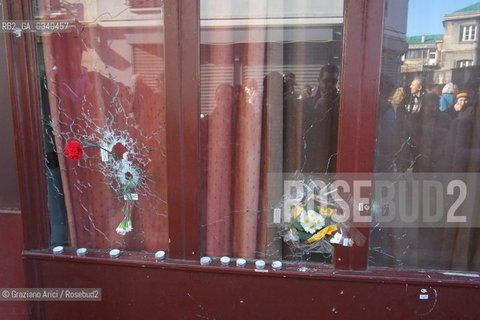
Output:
[454, 1, 480, 13]
[406, 34, 443, 44]
[445, 2, 480, 20]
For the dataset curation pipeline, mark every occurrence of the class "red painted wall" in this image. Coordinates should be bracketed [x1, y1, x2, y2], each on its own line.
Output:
[23, 256, 479, 320]
[0, 214, 27, 319]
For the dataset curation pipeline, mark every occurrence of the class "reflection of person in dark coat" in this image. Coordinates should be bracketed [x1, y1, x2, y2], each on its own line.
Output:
[300, 64, 339, 173]
[412, 92, 451, 172]
[375, 76, 397, 172]
[396, 77, 427, 171]
[441, 92, 480, 172]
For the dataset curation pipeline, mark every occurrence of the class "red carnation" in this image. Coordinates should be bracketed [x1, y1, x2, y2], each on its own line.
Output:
[65, 140, 84, 160]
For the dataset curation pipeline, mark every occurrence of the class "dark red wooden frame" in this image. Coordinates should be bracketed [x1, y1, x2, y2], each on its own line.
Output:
[4, 2, 480, 317]
[333, 0, 385, 270]
[161, 0, 386, 268]
[5, 0, 51, 251]
[164, 0, 205, 260]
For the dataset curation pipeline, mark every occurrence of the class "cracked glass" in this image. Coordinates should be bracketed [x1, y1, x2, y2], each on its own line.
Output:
[35, 0, 168, 251]
[370, 0, 480, 272]
[200, 0, 345, 265]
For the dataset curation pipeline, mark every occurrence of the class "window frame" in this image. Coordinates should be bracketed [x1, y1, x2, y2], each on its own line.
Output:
[457, 59, 473, 68]
[5, 0, 480, 285]
[460, 24, 477, 42]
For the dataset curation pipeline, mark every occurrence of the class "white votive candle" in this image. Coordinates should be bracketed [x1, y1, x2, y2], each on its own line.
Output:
[200, 256, 212, 266]
[76, 248, 87, 257]
[109, 249, 120, 259]
[154, 251, 166, 260]
[53, 246, 64, 254]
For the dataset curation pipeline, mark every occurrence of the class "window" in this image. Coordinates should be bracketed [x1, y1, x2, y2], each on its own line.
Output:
[461, 25, 477, 41]
[34, 1, 168, 249]
[457, 59, 473, 68]
[200, 0, 344, 264]
[405, 49, 433, 60]
[427, 49, 437, 65]
[406, 49, 422, 59]
[12, 0, 478, 275]
[3, 1, 479, 318]
[372, 7, 480, 272]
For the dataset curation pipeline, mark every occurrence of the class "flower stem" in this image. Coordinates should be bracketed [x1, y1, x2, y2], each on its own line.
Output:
[81, 140, 121, 160]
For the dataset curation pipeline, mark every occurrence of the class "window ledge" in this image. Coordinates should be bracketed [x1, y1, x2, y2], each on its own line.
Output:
[23, 249, 480, 288]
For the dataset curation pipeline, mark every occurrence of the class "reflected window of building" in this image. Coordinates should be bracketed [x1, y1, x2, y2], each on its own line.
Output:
[457, 59, 473, 67]
[406, 49, 423, 59]
[460, 24, 477, 41]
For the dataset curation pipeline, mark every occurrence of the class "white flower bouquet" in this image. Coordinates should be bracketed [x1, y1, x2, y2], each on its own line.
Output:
[284, 205, 340, 254]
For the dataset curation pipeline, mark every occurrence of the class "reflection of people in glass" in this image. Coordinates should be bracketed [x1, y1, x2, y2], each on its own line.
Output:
[429, 84, 442, 96]
[282, 72, 299, 100]
[413, 90, 451, 172]
[439, 82, 456, 112]
[406, 77, 426, 113]
[442, 92, 480, 172]
[389, 87, 407, 113]
[301, 64, 339, 172]
[375, 76, 397, 172]
[397, 77, 427, 171]
[283, 72, 302, 173]
[300, 84, 313, 99]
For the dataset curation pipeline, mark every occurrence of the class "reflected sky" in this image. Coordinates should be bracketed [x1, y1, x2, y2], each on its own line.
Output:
[407, 0, 479, 36]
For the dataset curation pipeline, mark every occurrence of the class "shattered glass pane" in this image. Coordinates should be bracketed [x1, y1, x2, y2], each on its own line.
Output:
[200, 0, 345, 265]
[370, 0, 480, 272]
[35, 0, 168, 251]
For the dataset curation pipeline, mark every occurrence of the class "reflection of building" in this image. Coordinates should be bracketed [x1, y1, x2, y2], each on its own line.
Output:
[381, 0, 409, 86]
[401, 2, 480, 86]
[38, 0, 164, 91]
[443, 3, 480, 70]
[401, 35, 443, 73]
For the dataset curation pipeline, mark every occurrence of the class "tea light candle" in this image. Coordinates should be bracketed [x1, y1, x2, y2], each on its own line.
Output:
[200, 256, 212, 266]
[220, 256, 231, 266]
[154, 251, 166, 260]
[109, 249, 120, 259]
[236, 258, 246, 267]
[272, 260, 282, 270]
[255, 260, 266, 270]
[53, 246, 64, 254]
[76, 248, 88, 257]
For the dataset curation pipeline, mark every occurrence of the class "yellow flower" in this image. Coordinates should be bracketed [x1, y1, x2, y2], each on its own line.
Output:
[292, 206, 304, 219]
[318, 206, 334, 217]
[306, 225, 338, 243]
